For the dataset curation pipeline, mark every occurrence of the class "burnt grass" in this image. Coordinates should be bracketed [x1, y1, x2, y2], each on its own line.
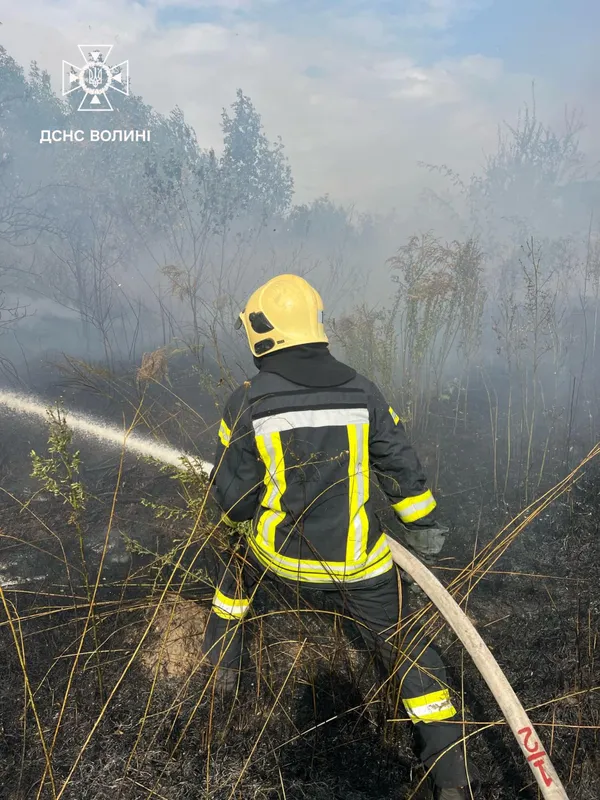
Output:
[0, 370, 598, 800]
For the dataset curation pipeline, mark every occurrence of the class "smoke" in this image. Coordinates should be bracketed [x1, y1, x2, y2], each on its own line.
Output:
[2, 29, 600, 379]
[0, 29, 599, 505]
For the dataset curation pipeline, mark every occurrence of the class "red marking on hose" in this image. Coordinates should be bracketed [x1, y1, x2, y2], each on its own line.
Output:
[518, 726, 554, 787]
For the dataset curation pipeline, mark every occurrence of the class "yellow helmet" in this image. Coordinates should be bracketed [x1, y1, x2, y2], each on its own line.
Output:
[235, 274, 328, 357]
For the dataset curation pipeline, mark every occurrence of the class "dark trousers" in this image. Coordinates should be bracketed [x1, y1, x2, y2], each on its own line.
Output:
[202, 543, 470, 789]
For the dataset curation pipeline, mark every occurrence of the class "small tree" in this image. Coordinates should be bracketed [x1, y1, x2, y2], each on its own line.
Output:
[220, 89, 294, 220]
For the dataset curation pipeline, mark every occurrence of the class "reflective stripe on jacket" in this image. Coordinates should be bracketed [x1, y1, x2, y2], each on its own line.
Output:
[210, 370, 436, 585]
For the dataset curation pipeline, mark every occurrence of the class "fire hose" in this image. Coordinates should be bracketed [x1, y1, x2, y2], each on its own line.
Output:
[385, 536, 569, 800]
[197, 441, 569, 797]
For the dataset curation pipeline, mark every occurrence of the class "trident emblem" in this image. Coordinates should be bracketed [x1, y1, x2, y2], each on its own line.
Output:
[87, 65, 104, 90]
[62, 46, 129, 111]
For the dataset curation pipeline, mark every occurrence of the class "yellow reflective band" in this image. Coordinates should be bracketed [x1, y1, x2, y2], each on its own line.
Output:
[218, 418, 232, 447]
[247, 531, 394, 584]
[255, 431, 287, 551]
[389, 406, 400, 425]
[346, 422, 370, 563]
[393, 489, 437, 523]
[222, 514, 238, 529]
[403, 689, 457, 724]
[212, 587, 250, 620]
[248, 410, 389, 585]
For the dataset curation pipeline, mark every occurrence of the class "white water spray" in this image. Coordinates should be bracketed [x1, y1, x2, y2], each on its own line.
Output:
[0, 390, 213, 475]
[0, 390, 214, 588]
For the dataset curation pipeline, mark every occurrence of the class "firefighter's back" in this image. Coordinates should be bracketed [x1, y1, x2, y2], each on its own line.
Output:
[245, 369, 392, 584]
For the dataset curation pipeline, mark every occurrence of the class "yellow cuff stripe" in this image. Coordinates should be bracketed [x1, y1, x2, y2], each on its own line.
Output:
[212, 588, 250, 620]
[218, 418, 232, 447]
[389, 406, 400, 425]
[393, 489, 437, 523]
[222, 514, 238, 529]
[403, 689, 457, 724]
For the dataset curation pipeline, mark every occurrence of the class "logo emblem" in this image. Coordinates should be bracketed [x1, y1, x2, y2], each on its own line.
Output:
[62, 45, 129, 111]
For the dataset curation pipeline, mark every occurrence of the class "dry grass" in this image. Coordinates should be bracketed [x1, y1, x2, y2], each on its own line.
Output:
[0, 377, 598, 800]
[137, 348, 170, 385]
[140, 593, 209, 680]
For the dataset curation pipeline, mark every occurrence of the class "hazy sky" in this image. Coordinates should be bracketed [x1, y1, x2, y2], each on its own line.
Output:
[1, 0, 599, 211]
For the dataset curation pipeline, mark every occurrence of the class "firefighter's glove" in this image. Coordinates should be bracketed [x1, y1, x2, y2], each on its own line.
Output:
[221, 514, 240, 531]
[215, 514, 241, 547]
[399, 521, 449, 564]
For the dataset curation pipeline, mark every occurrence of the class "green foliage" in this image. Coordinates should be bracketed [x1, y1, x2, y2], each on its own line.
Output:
[122, 532, 211, 588]
[29, 401, 107, 700]
[0, 46, 67, 149]
[330, 303, 400, 409]
[30, 404, 87, 525]
[143, 90, 293, 231]
[0, 45, 298, 370]
[331, 232, 486, 432]
[394, 233, 485, 428]
[221, 89, 294, 219]
[124, 457, 220, 589]
[423, 94, 590, 257]
[139, 457, 210, 522]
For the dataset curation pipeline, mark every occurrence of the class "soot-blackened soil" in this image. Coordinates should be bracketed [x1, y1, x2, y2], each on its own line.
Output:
[0, 375, 598, 800]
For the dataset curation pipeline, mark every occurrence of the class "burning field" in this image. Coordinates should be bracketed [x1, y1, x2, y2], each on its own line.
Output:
[1, 40, 600, 798]
[0, 363, 598, 800]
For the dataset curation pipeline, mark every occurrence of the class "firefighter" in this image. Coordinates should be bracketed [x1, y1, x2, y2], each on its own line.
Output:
[201, 274, 480, 799]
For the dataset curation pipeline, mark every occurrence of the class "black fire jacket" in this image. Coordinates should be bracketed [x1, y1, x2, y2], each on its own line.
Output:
[210, 365, 437, 585]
